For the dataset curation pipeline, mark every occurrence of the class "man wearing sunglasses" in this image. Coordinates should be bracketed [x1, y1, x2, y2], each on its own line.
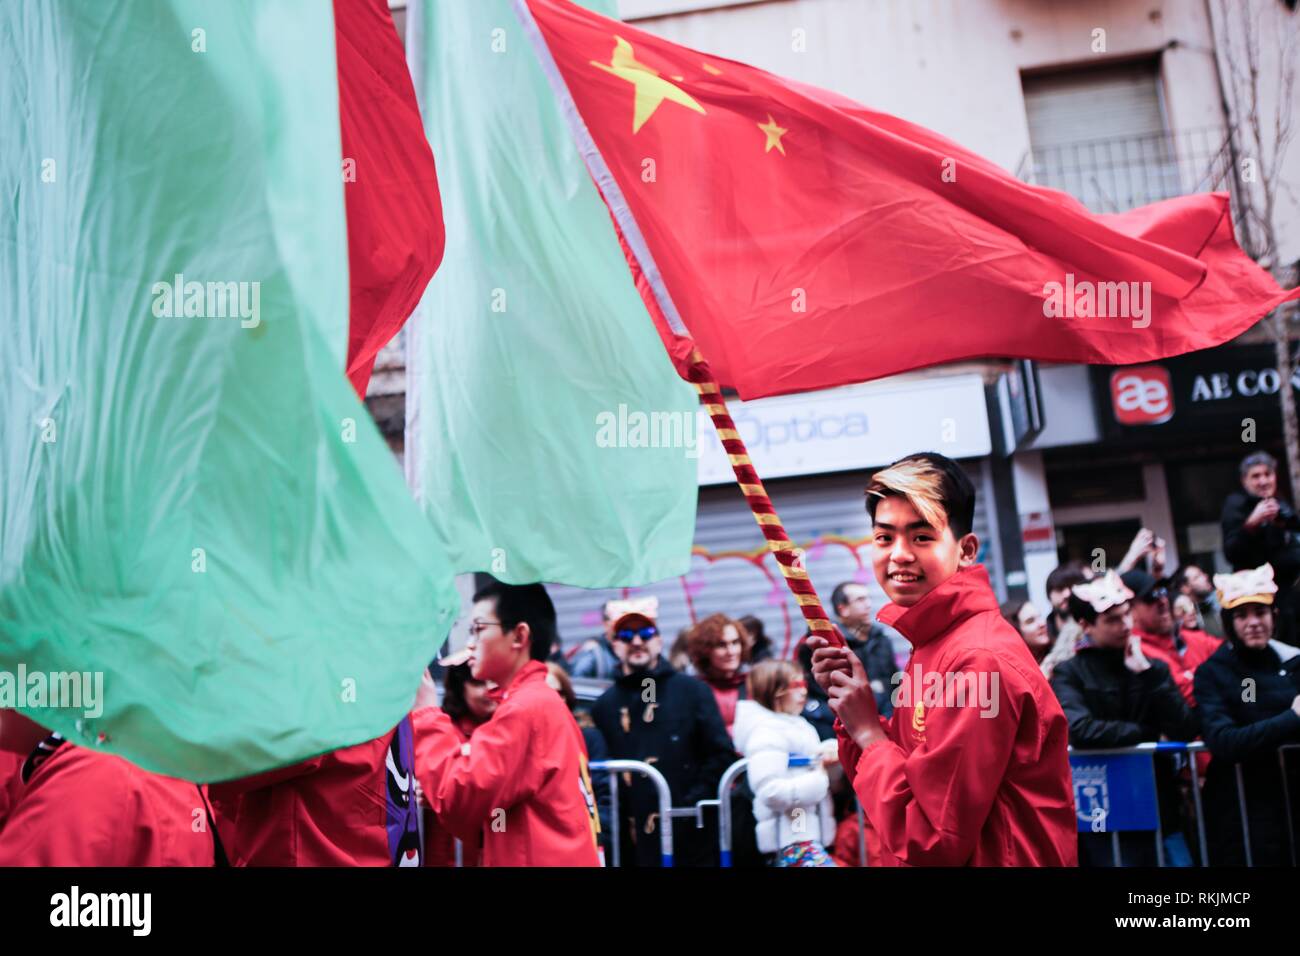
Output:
[589, 597, 735, 866]
[1121, 569, 1222, 706]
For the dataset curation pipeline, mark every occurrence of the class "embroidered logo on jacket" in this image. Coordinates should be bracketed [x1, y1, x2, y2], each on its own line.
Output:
[911, 701, 927, 742]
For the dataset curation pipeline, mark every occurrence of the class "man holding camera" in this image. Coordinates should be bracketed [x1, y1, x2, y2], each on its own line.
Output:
[1221, 451, 1300, 646]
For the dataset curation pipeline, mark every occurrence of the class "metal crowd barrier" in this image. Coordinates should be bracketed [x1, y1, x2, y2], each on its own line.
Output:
[597, 754, 853, 868]
[1068, 740, 1300, 868]
[705, 757, 749, 868]
[709, 754, 873, 867]
[439, 741, 1297, 868]
[588, 759, 676, 867]
[441, 759, 677, 868]
[1068, 741, 1206, 867]
[1281, 744, 1299, 868]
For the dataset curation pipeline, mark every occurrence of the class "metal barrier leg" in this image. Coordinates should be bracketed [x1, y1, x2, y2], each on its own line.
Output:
[591, 759, 675, 868]
[661, 809, 674, 869]
[1149, 756, 1165, 868]
[1069, 742, 1208, 868]
[716, 759, 746, 869]
[1188, 753, 1208, 867]
[609, 771, 620, 869]
[417, 805, 426, 866]
[856, 801, 868, 867]
[1235, 764, 1254, 868]
[1281, 747, 1298, 868]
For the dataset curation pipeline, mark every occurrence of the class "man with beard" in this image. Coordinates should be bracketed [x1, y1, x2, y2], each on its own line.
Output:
[590, 597, 735, 866]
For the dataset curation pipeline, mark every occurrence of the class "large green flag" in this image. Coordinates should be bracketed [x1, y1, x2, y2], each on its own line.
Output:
[0, 0, 458, 781]
[405, 0, 698, 588]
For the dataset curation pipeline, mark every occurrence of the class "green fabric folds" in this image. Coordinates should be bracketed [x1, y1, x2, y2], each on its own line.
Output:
[405, 0, 698, 589]
[0, 0, 458, 782]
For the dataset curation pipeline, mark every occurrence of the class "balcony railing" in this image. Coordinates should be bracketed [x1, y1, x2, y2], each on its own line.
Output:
[1015, 127, 1239, 214]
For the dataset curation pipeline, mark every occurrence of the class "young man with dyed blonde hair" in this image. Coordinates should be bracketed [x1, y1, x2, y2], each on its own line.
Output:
[809, 451, 1077, 865]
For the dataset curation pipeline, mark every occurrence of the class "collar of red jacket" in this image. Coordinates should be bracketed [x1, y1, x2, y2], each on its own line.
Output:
[1130, 625, 1190, 656]
[875, 564, 998, 648]
[500, 659, 548, 701]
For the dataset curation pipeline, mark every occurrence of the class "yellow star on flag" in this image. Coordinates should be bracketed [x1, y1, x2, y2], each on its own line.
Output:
[591, 36, 705, 134]
[757, 114, 788, 156]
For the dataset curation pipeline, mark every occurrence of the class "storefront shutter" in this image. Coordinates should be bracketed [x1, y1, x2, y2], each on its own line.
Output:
[547, 462, 998, 664]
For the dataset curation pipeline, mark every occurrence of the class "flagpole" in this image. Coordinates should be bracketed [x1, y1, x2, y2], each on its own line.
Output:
[686, 348, 845, 649]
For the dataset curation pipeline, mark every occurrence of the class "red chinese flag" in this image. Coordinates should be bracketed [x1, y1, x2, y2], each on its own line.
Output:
[517, 0, 1300, 400]
[335, 0, 445, 397]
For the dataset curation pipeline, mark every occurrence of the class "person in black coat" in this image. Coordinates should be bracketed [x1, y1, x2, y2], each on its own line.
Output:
[1050, 572, 1199, 866]
[1220, 452, 1300, 645]
[1193, 564, 1300, 866]
[589, 599, 736, 867]
[793, 636, 838, 741]
[830, 581, 899, 717]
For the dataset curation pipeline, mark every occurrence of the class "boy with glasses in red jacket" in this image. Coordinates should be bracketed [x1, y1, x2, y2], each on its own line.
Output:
[413, 582, 600, 866]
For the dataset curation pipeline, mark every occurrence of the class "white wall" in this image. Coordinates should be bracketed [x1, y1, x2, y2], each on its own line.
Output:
[619, 0, 1230, 173]
[1207, 0, 1300, 266]
[1011, 449, 1054, 606]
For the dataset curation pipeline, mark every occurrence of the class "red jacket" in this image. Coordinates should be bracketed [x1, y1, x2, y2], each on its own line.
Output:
[413, 660, 600, 866]
[416, 712, 482, 867]
[1133, 626, 1221, 706]
[830, 812, 863, 867]
[0, 736, 213, 866]
[209, 721, 420, 866]
[0, 749, 23, 831]
[836, 565, 1078, 866]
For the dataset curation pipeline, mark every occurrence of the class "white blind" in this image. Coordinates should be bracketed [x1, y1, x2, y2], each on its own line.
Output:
[1024, 63, 1167, 148]
[1021, 61, 1178, 212]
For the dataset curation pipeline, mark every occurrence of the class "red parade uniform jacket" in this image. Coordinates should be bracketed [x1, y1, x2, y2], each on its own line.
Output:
[209, 724, 414, 867]
[1133, 625, 1221, 706]
[0, 749, 23, 831]
[0, 737, 213, 866]
[836, 565, 1078, 866]
[417, 712, 482, 868]
[413, 660, 600, 867]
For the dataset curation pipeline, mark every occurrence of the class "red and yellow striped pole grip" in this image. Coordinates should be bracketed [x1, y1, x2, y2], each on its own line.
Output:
[686, 349, 845, 649]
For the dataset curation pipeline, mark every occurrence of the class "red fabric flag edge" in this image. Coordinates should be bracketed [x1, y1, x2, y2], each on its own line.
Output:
[335, 0, 445, 398]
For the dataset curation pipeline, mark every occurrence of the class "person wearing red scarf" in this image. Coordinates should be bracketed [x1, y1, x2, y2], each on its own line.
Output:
[687, 613, 750, 736]
[809, 453, 1077, 866]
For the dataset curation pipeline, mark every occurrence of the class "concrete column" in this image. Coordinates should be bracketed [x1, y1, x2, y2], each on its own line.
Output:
[1012, 450, 1058, 608]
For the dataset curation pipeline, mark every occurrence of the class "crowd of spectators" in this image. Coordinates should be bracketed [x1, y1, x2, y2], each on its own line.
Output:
[425, 451, 1300, 867]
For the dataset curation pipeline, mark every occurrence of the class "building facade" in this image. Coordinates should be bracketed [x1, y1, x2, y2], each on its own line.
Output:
[385, 0, 1299, 656]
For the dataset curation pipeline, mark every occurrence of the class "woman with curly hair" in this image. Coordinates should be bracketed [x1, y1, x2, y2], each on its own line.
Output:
[687, 613, 752, 736]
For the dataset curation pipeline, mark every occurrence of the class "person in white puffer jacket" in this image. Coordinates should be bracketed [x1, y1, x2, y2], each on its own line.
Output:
[732, 661, 838, 867]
